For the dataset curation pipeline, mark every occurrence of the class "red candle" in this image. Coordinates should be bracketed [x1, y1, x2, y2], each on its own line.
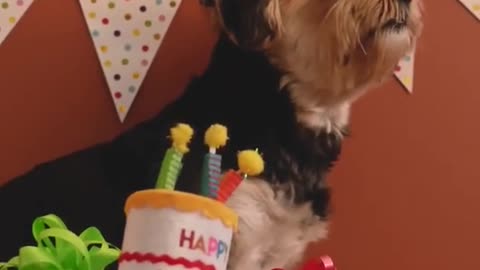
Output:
[216, 170, 243, 203]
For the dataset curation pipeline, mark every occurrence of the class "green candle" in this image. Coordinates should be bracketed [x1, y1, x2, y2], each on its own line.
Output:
[154, 123, 194, 190]
[155, 148, 183, 190]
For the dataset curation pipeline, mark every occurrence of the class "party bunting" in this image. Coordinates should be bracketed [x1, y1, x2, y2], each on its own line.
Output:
[459, 0, 480, 20]
[0, 0, 35, 46]
[79, 0, 183, 122]
[394, 50, 415, 94]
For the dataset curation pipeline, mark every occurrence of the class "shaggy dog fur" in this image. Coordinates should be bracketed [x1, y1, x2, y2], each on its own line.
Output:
[199, 1, 423, 269]
[0, 0, 422, 269]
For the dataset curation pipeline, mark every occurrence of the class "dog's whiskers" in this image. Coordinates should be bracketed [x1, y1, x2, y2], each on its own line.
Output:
[322, 1, 340, 24]
[357, 34, 368, 55]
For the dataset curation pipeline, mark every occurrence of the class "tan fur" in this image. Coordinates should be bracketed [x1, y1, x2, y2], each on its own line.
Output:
[264, 0, 285, 44]
[214, 0, 423, 130]
[226, 179, 328, 270]
[273, 0, 423, 107]
[211, 1, 424, 269]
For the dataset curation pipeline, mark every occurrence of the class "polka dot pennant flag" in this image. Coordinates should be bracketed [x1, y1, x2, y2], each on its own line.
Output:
[459, 0, 480, 21]
[0, 0, 35, 46]
[79, 0, 183, 122]
[394, 49, 415, 94]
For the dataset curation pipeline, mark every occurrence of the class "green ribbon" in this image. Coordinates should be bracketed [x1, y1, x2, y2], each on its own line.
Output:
[0, 214, 120, 270]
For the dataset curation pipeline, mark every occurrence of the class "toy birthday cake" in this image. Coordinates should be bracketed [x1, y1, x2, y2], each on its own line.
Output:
[0, 123, 336, 270]
[117, 123, 264, 270]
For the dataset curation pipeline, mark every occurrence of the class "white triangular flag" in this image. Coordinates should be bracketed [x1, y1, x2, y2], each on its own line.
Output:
[0, 0, 34, 46]
[79, 0, 183, 122]
[459, 0, 480, 21]
[394, 50, 415, 94]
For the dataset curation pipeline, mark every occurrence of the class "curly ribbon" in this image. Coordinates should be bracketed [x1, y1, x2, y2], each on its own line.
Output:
[299, 255, 336, 270]
[272, 255, 336, 270]
[0, 214, 120, 270]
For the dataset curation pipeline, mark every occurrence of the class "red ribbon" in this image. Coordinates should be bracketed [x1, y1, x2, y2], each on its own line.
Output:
[272, 255, 335, 270]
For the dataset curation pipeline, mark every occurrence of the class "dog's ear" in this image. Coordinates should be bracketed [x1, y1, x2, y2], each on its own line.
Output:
[217, 0, 282, 49]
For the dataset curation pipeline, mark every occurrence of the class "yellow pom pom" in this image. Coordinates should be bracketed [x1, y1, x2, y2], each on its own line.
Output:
[170, 123, 194, 154]
[204, 124, 228, 149]
[237, 150, 264, 176]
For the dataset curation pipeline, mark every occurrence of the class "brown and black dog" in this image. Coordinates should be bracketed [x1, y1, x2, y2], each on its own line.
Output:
[0, 1, 422, 269]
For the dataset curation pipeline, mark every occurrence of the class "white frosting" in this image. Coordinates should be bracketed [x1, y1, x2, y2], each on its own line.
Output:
[119, 208, 233, 270]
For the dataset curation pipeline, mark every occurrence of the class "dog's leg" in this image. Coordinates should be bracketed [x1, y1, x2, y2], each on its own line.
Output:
[226, 179, 329, 270]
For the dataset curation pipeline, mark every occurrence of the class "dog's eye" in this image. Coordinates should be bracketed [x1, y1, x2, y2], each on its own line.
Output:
[367, 29, 376, 37]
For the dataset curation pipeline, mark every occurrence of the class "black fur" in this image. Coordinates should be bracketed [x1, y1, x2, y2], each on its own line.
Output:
[218, 0, 277, 49]
[108, 34, 345, 218]
[0, 35, 344, 260]
[199, 0, 215, 7]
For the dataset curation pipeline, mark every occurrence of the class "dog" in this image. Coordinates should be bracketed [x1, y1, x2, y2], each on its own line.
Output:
[196, 0, 423, 269]
[0, 0, 422, 268]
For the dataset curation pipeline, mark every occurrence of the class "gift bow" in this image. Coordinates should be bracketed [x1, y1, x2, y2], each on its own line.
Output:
[0, 214, 120, 270]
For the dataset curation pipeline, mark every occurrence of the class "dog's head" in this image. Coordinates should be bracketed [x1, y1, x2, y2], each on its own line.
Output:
[209, 0, 423, 109]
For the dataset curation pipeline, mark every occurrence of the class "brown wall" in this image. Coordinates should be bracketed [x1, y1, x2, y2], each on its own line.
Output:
[0, 0, 216, 183]
[1, 1, 479, 270]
